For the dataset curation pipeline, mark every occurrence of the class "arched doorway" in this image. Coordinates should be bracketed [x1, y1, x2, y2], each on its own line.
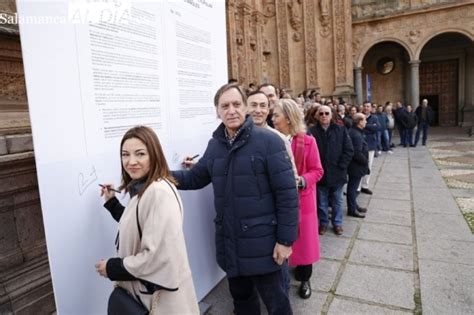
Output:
[360, 42, 411, 106]
[418, 32, 474, 126]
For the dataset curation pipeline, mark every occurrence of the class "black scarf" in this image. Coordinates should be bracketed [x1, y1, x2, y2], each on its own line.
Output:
[128, 178, 146, 198]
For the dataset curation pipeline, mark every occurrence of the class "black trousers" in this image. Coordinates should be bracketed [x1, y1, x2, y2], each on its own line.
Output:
[228, 270, 292, 315]
[294, 264, 312, 282]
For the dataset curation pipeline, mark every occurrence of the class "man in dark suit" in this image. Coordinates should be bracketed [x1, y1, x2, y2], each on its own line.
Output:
[414, 99, 434, 146]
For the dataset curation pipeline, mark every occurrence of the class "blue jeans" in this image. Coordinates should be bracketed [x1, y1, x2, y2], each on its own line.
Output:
[415, 121, 429, 145]
[404, 128, 414, 146]
[317, 185, 344, 227]
[397, 125, 405, 145]
[228, 269, 292, 315]
[376, 131, 382, 151]
[381, 129, 390, 151]
[347, 176, 362, 213]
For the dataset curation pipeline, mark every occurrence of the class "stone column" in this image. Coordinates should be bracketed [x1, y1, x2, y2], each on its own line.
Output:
[409, 60, 421, 109]
[331, 0, 354, 98]
[465, 47, 474, 107]
[354, 67, 363, 105]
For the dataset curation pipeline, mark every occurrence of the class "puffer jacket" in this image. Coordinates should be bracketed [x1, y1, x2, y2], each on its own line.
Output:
[172, 117, 299, 278]
[364, 114, 380, 150]
[309, 123, 354, 187]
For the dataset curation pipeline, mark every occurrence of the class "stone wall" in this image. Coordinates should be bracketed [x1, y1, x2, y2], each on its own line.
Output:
[351, 0, 460, 21]
[226, 0, 353, 98]
[0, 1, 55, 313]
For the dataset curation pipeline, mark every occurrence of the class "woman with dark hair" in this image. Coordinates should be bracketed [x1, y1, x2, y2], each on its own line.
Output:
[304, 105, 320, 128]
[96, 126, 199, 314]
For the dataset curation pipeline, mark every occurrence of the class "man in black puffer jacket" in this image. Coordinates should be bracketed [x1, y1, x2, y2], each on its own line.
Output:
[172, 83, 299, 315]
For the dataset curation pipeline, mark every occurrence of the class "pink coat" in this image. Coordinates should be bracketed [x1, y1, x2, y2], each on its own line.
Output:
[289, 134, 324, 266]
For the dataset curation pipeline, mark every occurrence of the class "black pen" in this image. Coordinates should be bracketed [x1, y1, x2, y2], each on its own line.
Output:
[99, 184, 121, 193]
[189, 154, 200, 160]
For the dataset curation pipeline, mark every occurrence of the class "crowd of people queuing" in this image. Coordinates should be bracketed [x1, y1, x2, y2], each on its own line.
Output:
[95, 79, 434, 315]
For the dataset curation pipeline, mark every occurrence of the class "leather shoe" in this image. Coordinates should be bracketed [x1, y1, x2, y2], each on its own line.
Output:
[318, 225, 328, 235]
[357, 207, 367, 213]
[333, 226, 343, 235]
[361, 188, 373, 195]
[298, 281, 311, 299]
[348, 210, 366, 218]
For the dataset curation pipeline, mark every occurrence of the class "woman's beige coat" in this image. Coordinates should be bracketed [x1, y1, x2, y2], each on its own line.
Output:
[115, 179, 199, 314]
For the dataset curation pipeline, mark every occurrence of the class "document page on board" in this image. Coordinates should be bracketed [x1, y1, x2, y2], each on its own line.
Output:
[17, 0, 227, 313]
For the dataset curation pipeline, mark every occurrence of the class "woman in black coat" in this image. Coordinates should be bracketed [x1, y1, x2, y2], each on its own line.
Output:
[347, 113, 370, 218]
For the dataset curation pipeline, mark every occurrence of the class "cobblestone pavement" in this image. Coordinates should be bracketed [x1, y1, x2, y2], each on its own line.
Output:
[202, 127, 474, 315]
[428, 128, 474, 234]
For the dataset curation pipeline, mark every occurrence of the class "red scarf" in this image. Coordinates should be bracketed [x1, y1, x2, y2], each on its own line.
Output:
[293, 133, 306, 175]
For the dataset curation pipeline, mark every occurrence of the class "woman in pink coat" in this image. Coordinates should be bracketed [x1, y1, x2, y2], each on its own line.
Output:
[272, 99, 324, 299]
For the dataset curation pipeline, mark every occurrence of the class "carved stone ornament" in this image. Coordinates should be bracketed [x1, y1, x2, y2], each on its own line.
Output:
[407, 30, 421, 44]
[293, 32, 302, 42]
[334, 0, 347, 85]
[263, 0, 276, 17]
[352, 38, 361, 59]
[319, 0, 331, 37]
[288, 0, 302, 31]
[304, 0, 318, 87]
[249, 34, 257, 50]
[236, 30, 244, 45]
[262, 38, 271, 58]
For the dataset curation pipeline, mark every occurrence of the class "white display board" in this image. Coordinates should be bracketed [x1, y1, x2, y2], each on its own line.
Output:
[17, 0, 226, 313]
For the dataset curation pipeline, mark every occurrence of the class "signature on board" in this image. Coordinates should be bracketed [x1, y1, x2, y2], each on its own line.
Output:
[78, 165, 98, 195]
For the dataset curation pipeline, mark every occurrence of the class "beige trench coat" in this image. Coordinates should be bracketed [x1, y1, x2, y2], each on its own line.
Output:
[115, 179, 199, 314]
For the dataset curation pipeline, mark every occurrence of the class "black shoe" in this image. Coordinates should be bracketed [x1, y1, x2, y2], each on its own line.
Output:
[403, 144, 407, 148]
[422, 143, 426, 146]
[298, 281, 312, 299]
[410, 144, 416, 147]
[357, 207, 367, 213]
[361, 188, 373, 195]
[348, 210, 366, 218]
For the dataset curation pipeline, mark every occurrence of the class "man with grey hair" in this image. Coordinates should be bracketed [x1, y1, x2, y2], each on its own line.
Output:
[310, 105, 354, 235]
[173, 83, 298, 314]
[414, 99, 434, 146]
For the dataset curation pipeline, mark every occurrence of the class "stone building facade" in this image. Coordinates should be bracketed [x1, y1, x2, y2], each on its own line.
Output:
[1, 0, 473, 312]
[228, 0, 474, 126]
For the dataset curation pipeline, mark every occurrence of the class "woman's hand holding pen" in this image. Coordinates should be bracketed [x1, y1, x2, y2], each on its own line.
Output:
[100, 183, 117, 202]
[182, 154, 199, 169]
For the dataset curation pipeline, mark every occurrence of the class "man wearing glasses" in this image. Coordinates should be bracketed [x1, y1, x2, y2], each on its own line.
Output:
[309, 105, 354, 235]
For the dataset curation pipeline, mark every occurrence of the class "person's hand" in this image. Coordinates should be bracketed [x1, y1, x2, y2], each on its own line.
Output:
[181, 156, 196, 169]
[95, 259, 108, 278]
[100, 183, 115, 202]
[273, 243, 292, 265]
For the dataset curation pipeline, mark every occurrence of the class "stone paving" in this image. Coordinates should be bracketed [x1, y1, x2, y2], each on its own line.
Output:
[428, 128, 474, 234]
[202, 128, 474, 315]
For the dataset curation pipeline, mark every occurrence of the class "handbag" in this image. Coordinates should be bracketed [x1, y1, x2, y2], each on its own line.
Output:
[108, 199, 148, 315]
[108, 286, 149, 315]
